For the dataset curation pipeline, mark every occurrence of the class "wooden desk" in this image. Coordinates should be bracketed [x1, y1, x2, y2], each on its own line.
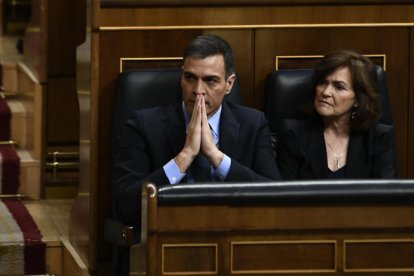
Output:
[132, 181, 414, 275]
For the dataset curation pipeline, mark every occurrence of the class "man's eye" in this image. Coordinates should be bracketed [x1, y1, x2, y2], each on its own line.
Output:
[185, 75, 196, 81]
[206, 78, 218, 84]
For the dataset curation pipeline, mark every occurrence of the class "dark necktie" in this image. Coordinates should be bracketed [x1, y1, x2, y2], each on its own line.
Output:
[194, 153, 211, 182]
[192, 124, 218, 182]
[194, 124, 216, 182]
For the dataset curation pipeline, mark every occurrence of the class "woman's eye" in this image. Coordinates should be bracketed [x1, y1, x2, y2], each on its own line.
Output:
[335, 84, 345, 91]
[316, 81, 327, 89]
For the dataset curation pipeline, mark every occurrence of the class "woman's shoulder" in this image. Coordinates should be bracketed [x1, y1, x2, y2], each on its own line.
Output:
[371, 123, 395, 143]
[373, 123, 394, 133]
[360, 123, 395, 139]
[357, 123, 395, 152]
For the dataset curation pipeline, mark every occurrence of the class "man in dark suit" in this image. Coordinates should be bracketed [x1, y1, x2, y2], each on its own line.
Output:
[113, 34, 280, 230]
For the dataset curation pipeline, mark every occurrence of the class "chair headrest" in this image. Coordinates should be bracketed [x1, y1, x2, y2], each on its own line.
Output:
[265, 65, 393, 133]
[265, 69, 314, 132]
[113, 68, 183, 140]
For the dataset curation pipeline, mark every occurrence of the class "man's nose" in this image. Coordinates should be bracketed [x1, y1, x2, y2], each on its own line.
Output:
[194, 80, 206, 95]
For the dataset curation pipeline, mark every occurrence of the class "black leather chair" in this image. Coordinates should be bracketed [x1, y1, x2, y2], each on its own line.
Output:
[106, 67, 242, 275]
[264, 65, 394, 141]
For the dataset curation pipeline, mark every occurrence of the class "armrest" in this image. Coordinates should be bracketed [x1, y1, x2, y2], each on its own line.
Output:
[106, 180, 414, 245]
[104, 218, 135, 246]
[157, 179, 414, 205]
[105, 181, 155, 246]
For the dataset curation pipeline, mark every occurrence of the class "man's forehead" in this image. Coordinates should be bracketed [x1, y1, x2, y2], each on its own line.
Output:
[184, 55, 225, 67]
[183, 55, 226, 76]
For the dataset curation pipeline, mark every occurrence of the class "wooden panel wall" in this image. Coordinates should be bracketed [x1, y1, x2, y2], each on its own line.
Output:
[23, 0, 46, 82]
[74, 1, 414, 274]
[24, 0, 81, 147]
[46, 0, 81, 146]
[101, 0, 414, 5]
[98, 5, 414, 27]
[410, 28, 414, 180]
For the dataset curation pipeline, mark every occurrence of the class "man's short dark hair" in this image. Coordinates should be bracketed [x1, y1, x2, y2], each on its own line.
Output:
[184, 35, 234, 78]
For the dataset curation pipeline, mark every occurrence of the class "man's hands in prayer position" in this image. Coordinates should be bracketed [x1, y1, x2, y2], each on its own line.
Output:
[174, 95, 224, 173]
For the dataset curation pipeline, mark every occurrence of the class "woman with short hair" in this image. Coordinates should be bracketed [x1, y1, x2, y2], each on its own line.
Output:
[277, 49, 398, 179]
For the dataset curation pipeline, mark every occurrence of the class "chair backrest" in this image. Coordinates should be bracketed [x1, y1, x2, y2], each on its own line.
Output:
[264, 65, 394, 135]
[112, 68, 182, 148]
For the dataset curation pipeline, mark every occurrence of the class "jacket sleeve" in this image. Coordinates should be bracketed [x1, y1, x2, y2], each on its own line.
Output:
[112, 111, 169, 228]
[277, 119, 303, 180]
[371, 123, 399, 178]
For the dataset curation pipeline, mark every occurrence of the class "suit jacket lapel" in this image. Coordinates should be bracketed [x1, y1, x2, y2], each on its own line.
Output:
[166, 103, 186, 156]
[306, 119, 327, 178]
[219, 103, 240, 156]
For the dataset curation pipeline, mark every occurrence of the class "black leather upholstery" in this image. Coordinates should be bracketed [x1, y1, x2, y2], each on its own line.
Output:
[157, 180, 414, 205]
[112, 68, 182, 149]
[264, 65, 394, 134]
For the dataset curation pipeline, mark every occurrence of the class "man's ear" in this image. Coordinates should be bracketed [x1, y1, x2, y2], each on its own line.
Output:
[225, 73, 236, 94]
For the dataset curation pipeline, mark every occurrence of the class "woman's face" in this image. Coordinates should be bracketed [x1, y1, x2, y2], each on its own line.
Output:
[314, 66, 358, 123]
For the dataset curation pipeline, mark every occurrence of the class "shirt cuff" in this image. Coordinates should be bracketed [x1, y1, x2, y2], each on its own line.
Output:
[214, 154, 231, 181]
[163, 159, 186, 185]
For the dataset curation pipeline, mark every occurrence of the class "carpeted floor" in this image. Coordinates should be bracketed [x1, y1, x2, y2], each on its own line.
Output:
[0, 144, 20, 195]
[0, 199, 46, 274]
[0, 65, 46, 274]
